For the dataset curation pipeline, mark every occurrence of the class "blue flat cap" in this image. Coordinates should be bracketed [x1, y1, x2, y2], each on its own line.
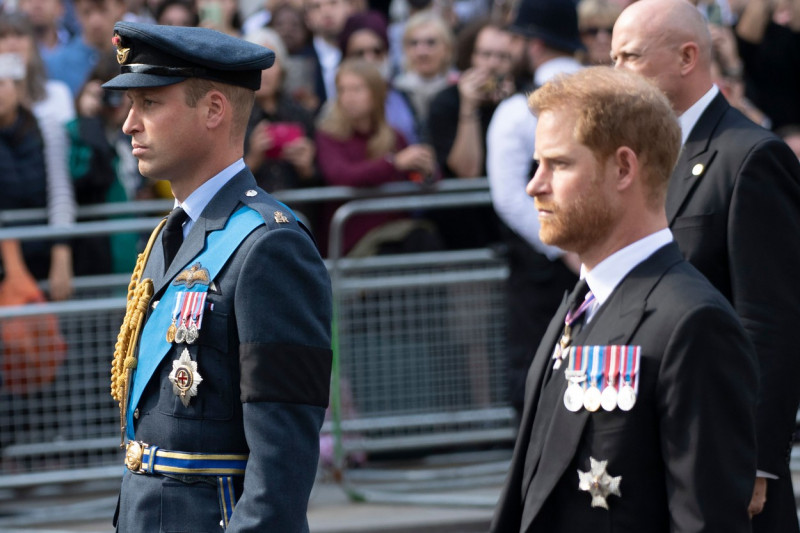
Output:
[102, 22, 275, 91]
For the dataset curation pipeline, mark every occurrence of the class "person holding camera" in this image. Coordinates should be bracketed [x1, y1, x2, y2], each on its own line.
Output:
[244, 28, 319, 193]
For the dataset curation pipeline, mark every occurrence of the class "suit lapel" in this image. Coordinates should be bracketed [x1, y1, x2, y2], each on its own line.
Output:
[151, 170, 257, 297]
[520, 244, 684, 526]
[666, 93, 729, 224]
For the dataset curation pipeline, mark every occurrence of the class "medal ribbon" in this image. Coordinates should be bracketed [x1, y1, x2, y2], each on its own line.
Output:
[622, 345, 641, 392]
[565, 291, 595, 328]
[171, 292, 185, 326]
[194, 292, 208, 331]
[588, 346, 603, 388]
[180, 292, 195, 330]
[604, 345, 618, 390]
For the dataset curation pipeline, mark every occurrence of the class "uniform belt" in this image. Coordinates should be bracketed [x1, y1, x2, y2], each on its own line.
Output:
[124, 441, 248, 476]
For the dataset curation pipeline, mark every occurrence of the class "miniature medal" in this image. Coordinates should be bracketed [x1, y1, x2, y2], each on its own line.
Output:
[617, 346, 641, 412]
[600, 346, 620, 412]
[563, 346, 587, 412]
[168, 348, 203, 407]
[166, 292, 184, 343]
[578, 457, 622, 510]
[583, 346, 603, 412]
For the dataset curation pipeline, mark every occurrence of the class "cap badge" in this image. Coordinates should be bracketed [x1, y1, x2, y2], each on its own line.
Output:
[578, 457, 622, 510]
[274, 211, 289, 224]
[112, 34, 131, 65]
[168, 348, 203, 407]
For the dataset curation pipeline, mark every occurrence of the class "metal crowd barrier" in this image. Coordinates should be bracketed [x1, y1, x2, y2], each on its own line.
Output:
[0, 179, 515, 506]
[326, 191, 515, 504]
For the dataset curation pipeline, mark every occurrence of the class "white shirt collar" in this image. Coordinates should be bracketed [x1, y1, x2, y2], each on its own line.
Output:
[534, 56, 583, 87]
[581, 228, 673, 320]
[175, 158, 246, 237]
[678, 85, 719, 145]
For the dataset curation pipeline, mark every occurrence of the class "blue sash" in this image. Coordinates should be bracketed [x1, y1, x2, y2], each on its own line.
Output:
[127, 207, 265, 439]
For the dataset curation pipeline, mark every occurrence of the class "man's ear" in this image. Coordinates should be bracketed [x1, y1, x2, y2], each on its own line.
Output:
[678, 41, 700, 77]
[204, 89, 226, 129]
[614, 146, 638, 192]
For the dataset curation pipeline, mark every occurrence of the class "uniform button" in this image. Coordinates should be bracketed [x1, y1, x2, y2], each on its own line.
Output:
[133, 409, 140, 419]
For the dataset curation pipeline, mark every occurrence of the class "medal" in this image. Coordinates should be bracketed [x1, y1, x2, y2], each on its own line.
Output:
[617, 345, 641, 412]
[578, 457, 622, 510]
[168, 348, 203, 407]
[185, 292, 206, 344]
[174, 292, 195, 344]
[563, 346, 588, 412]
[552, 288, 596, 370]
[583, 346, 603, 412]
[564, 382, 584, 412]
[601, 345, 620, 412]
[166, 292, 185, 343]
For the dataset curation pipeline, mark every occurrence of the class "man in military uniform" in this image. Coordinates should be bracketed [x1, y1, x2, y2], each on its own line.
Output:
[490, 67, 757, 532]
[105, 22, 332, 532]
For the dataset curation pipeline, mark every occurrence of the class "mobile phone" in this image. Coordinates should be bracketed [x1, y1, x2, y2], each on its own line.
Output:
[264, 122, 304, 158]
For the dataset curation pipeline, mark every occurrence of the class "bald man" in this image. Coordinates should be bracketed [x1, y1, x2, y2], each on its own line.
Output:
[612, 1, 800, 530]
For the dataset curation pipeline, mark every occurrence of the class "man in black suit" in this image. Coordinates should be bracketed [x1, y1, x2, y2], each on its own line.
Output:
[612, 1, 800, 528]
[490, 67, 757, 532]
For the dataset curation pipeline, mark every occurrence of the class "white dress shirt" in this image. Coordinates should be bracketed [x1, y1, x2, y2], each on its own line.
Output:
[313, 36, 341, 102]
[486, 56, 583, 260]
[678, 85, 719, 145]
[582, 228, 673, 323]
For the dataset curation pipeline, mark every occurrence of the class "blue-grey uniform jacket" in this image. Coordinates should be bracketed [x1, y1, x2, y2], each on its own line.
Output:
[114, 169, 332, 532]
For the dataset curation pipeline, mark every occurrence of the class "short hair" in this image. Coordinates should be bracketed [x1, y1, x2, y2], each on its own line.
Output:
[529, 66, 681, 207]
[183, 78, 254, 140]
[402, 11, 454, 74]
[577, 0, 622, 30]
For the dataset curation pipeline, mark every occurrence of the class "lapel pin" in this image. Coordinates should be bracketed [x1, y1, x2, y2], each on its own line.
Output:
[578, 457, 622, 509]
[691, 163, 704, 176]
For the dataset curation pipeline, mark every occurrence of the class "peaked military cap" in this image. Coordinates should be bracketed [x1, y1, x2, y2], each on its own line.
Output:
[103, 22, 275, 91]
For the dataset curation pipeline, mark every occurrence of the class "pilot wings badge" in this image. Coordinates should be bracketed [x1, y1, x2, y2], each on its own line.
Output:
[173, 263, 210, 289]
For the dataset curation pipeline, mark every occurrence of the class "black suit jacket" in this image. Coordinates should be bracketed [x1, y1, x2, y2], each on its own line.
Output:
[491, 243, 757, 533]
[667, 93, 800, 480]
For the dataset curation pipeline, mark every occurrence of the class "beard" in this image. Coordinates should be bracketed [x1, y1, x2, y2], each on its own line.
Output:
[535, 181, 616, 255]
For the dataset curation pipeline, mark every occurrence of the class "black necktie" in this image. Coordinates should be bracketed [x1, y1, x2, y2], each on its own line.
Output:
[162, 207, 188, 270]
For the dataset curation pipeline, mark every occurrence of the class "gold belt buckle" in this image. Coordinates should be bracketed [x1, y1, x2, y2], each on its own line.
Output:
[125, 441, 148, 473]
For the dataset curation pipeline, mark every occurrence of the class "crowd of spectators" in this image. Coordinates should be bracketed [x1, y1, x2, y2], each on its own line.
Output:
[0, 0, 798, 294]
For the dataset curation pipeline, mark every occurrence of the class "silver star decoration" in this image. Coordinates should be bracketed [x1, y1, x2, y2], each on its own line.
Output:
[168, 348, 203, 407]
[577, 457, 622, 509]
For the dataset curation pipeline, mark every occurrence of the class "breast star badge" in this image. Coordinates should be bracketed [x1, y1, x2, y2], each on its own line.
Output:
[577, 457, 621, 509]
[168, 348, 203, 407]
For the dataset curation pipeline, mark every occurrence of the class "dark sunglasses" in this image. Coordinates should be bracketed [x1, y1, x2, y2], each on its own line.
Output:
[350, 46, 385, 58]
[581, 27, 613, 37]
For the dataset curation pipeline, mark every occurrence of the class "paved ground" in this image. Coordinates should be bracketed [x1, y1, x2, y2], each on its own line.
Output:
[1, 448, 799, 533]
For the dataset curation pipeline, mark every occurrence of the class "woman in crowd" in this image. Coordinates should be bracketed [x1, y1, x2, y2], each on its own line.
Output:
[577, 0, 622, 65]
[0, 53, 58, 304]
[243, 28, 319, 192]
[0, 14, 75, 300]
[393, 11, 455, 134]
[339, 10, 419, 144]
[316, 59, 438, 256]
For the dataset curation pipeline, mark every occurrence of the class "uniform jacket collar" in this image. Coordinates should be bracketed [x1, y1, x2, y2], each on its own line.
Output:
[144, 168, 258, 297]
